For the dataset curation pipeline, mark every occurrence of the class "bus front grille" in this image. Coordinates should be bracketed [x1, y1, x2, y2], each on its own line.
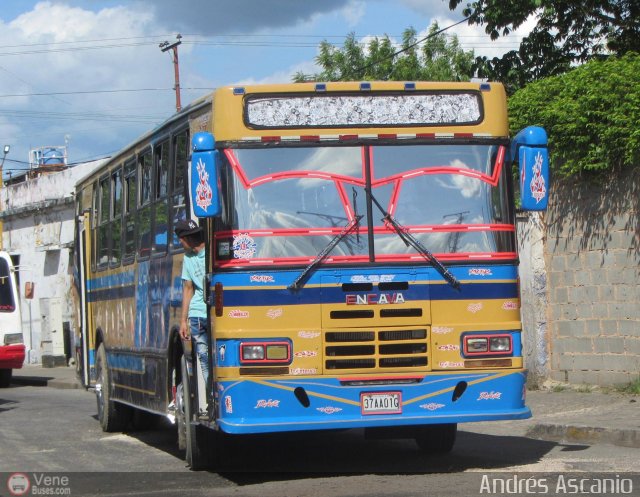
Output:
[324, 329, 429, 371]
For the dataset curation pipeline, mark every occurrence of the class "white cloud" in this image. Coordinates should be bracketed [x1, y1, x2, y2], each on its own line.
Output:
[0, 2, 180, 167]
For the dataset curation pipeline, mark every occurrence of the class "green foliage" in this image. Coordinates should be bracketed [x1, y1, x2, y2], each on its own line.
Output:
[450, 0, 640, 93]
[508, 53, 640, 177]
[293, 22, 474, 83]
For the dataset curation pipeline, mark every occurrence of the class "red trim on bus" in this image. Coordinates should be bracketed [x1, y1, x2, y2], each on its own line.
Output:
[215, 224, 514, 239]
[0, 344, 25, 369]
[215, 252, 518, 267]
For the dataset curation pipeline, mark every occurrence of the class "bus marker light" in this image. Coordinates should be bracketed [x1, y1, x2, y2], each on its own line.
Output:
[233, 87, 245, 95]
[404, 82, 416, 91]
[214, 282, 223, 317]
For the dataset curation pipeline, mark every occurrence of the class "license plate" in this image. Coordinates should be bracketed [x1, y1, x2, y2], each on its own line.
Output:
[360, 391, 402, 415]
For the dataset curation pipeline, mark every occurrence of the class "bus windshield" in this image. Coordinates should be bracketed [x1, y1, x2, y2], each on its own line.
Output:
[0, 258, 16, 312]
[216, 143, 515, 265]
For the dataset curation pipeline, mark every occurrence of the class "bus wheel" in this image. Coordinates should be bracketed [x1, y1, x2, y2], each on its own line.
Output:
[415, 423, 457, 454]
[180, 354, 213, 470]
[0, 369, 12, 388]
[95, 344, 132, 432]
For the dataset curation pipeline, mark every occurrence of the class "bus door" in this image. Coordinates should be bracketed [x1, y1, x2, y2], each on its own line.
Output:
[76, 212, 92, 386]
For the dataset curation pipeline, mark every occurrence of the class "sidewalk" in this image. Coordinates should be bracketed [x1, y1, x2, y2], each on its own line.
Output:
[10, 364, 640, 449]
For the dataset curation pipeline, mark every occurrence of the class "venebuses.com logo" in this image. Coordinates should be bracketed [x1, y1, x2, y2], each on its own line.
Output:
[6, 473, 71, 496]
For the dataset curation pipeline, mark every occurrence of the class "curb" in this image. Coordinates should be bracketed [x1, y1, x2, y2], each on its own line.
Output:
[526, 423, 640, 449]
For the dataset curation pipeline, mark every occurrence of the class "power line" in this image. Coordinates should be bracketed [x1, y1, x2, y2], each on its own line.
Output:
[0, 87, 212, 98]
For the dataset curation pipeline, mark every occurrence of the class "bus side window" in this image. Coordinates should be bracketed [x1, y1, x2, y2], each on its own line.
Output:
[153, 140, 169, 256]
[138, 149, 153, 259]
[110, 167, 123, 268]
[97, 175, 111, 269]
[123, 160, 137, 263]
[170, 130, 189, 250]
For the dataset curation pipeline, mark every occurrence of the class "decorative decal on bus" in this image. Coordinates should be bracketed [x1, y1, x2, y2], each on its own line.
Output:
[266, 308, 283, 319]
[254, 399, 280, 408]
[294, 350, 318, 358]
[478, 391, 502, 400]
[316, 406, 343, 414]
[224, 396, 233, 413]
[298, 331, 321, 339]
[502, 301, 519, 310]
[218, 344, 226, 362]
[439, 361, 464, 368]
[232, 233, 257, 259]
[419, 402, 445, 411]
[195, 158, 214, 211]
[250, 274, 275, 283]
[228, 310, 250, 318]
[350, 274, 396, 283]
[530, 152, 547, 203]
[437, 344, 460, 351]
[432, 326, 454, 335]
[290, 367, 317, 375]
[469, 268, 493, 276]
[467, 303, 483, 313]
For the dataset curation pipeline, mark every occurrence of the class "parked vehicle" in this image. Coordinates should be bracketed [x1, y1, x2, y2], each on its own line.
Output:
[0, 251, 25, 387]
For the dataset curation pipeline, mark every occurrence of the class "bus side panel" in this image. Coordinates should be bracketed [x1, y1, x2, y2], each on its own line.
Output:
[90, 255, 183, 413]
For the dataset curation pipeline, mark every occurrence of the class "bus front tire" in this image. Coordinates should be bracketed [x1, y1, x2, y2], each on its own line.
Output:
[415, 423, 457, 454]
[0, 369, 12, 388]
[95, 344, 132, 432]
[180, 354, 214, 470]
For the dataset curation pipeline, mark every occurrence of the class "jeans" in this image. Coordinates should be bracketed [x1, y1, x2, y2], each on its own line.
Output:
[189, 317, 209, 388]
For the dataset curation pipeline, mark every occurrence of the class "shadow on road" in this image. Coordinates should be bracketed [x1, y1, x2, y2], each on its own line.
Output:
[121, 420, 567, 482]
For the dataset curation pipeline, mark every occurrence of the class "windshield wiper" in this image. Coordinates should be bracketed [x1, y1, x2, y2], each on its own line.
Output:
[288, 215, 363, 291]
[367, 188, 461, 290]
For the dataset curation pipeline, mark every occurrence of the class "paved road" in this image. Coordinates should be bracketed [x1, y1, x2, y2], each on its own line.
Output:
[1, 384, 638, 496]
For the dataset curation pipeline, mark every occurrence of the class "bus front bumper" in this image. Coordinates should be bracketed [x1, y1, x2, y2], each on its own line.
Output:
[215, 369, 530, 435]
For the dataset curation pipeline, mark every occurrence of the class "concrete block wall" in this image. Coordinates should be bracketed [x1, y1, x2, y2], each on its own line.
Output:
[544, 167, 640, 386]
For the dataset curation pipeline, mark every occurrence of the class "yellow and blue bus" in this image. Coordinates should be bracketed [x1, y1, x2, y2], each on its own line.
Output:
[75, 81, 549, 469]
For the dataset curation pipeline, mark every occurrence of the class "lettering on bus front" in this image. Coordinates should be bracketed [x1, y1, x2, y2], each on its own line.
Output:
[345, 293, 406, 305]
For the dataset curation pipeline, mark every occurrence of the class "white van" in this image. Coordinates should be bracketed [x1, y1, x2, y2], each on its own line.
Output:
[0, 251, 24, 387]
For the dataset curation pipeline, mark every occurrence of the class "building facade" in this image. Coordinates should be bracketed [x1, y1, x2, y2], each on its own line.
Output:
[0, 160, 104, 365]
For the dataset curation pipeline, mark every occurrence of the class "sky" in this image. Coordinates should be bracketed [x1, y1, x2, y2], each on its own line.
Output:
[0, 0, 532, 178]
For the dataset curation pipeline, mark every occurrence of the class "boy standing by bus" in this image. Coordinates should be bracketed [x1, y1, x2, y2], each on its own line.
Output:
[175, 220, 209, 389]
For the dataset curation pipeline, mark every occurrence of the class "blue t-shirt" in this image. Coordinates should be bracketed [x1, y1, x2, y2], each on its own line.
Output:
[181, 249, 207, 319]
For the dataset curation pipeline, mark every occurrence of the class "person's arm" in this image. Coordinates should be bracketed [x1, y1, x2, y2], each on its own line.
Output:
[180, 279, 195, 340]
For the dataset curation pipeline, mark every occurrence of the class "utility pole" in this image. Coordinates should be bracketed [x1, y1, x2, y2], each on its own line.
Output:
[0, 145, 9, 250]
[159, 34, 183, 113]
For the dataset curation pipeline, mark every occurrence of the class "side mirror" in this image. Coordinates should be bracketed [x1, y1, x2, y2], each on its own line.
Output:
[190, 132, 221, 218]
[512, 126, 549, 211]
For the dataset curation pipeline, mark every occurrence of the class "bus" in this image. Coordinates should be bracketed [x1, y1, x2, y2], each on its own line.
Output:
[74, 81, 549, 470]
[0, 251, 25, 387]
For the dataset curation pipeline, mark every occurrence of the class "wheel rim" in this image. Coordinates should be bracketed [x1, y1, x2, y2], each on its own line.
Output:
[176, 383, 186, 443]
[95, 356, 105, 420]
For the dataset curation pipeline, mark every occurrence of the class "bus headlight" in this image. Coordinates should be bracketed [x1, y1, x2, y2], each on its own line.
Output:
[463, 333, 512, 356]
[240, 341, 291, 364]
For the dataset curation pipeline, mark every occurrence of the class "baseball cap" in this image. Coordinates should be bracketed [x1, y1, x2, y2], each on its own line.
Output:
[174, 219, 202, 238]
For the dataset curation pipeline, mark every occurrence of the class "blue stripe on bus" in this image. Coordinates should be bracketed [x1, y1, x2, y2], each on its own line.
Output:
[213, 264, 518, 287]
[219, 282, 517, 307]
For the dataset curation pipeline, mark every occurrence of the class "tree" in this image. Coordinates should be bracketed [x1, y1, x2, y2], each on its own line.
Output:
[450, 0, 640, 92]
[508, 53, 640, 177]
[293, 22, 475, 83]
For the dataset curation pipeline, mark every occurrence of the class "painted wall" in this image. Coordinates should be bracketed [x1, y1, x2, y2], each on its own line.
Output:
[0, 160, 105, 364]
